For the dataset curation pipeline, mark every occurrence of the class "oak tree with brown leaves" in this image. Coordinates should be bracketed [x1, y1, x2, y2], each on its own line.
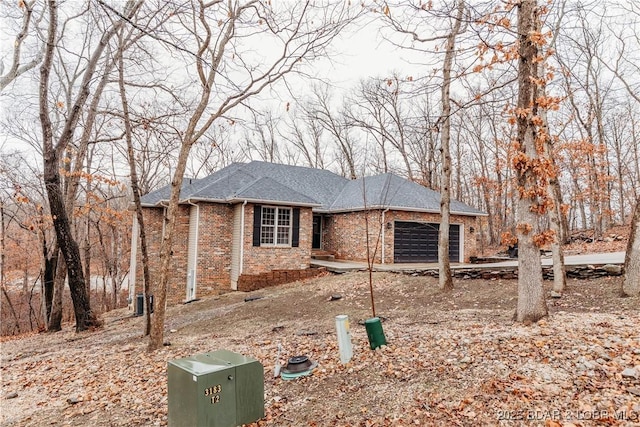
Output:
[513, 0, 548, 323]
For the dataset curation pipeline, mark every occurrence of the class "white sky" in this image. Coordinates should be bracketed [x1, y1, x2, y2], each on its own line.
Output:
[317, 20, 413, 87]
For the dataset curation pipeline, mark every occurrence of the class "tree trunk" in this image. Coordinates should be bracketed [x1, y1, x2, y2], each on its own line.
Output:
[552, 177, 570, 244]
[39, 0, 142, 332]
[148, 157, 192, 350]
[538, 67, 566, 294]
[83, 150, 94, 308]
[547, 191, 566, 294]
[515, 0, 548, 323]
[43, 146, 98, 331]
[548, 204, 566, 294]
[1, 285, 21, 334]
[111, 225, 120, 310]
[438, 0, 464, 292]
[48, 251, 66, 331]
[363, 208, 380, 318]
[149, 0, 239, 350]
[623, 197, 640, 296]
[117, 41, 153, 335]
[43, 244, 57, 324]
[632, 120, 640, 203]
[1, 203, 21, 334]
[84, 221, 91, 308]
[546, 138, 567, 294]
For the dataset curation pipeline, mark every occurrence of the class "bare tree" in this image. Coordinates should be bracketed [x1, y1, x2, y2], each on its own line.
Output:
[436, 0, 465, 291]
[382, 0, 467, 291]
[114, 16, 168, 335]
[555, 5, 615, 238]
[540, 0, 567, 294]
[0, 1, 44, 92]
[598, 2, 640, 295]
[148, 0, 358, 350]
[0, 197, 21, 334]
[39, 0, 144, 331]
[281, 106, 327, 170]
[307, 84, 360, 179]
[347, 75, 416, 178]
[623, 198, 640, 296]
[0, 152, 55, 333]
[241, 109, 283, 163]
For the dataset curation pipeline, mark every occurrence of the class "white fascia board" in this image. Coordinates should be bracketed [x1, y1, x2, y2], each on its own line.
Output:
[184, 196, 321, 208]
[317, 205, 487, 217]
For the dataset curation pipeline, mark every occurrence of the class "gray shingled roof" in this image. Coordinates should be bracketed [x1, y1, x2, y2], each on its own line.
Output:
[140, 161, 485, 216]
[326, 173, 485, 216]
[141, 162, 321, 207]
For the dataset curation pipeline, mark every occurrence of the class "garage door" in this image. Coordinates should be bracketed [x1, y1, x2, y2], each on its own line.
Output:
[393, 221, 460, 263]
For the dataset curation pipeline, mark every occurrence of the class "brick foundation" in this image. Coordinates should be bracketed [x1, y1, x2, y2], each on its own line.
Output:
[237, 267, 325, 292]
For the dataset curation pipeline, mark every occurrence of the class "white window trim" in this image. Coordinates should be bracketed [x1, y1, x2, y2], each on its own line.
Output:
[260, 206, 292, 247]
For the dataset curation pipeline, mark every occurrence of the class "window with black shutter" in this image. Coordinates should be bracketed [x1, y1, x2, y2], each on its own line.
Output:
[252, 205, 262, 247]
[254, 205, 298, 247]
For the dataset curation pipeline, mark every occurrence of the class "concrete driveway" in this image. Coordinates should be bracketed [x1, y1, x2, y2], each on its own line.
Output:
[472, 251, 626, 268]
[311, 251, 626, 273]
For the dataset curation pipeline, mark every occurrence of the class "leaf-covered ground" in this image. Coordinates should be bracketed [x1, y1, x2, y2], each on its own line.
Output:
[1, 272, 639, 427]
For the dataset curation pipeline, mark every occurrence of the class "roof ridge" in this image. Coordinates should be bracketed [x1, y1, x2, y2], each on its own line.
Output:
[234, 176, 320, 204]
[329, 173, 401, 209]
[378, 173, 400, 207]
[189, 163, 257, 200]
[327, 176, 360, 210]
[218, 163, 256, 198]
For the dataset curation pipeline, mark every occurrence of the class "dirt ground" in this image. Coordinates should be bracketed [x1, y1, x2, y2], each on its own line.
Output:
[1, 271, 639, 426]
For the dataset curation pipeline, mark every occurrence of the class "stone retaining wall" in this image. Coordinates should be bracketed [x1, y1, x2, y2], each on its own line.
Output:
[396, 264, 625, 280]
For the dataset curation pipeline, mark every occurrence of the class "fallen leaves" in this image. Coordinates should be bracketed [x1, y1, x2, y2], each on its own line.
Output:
[1, 273, 639, 426]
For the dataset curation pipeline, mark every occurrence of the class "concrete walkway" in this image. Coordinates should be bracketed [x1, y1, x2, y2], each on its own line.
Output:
[311, 251, 626, 273]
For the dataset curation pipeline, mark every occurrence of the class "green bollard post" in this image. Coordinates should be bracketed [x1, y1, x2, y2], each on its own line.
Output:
[364, 317, 387, 350]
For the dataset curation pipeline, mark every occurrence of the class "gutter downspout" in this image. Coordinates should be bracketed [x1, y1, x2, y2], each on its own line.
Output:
[240, 200, 248, 275]
[159, 202, 169, 241]
[186, 200, 199, 301]
[381, 208, 389, 264]
[128, 215, 138, 308]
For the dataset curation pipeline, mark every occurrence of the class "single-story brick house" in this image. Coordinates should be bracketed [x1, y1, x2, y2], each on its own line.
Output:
[128, 161, 485, 305]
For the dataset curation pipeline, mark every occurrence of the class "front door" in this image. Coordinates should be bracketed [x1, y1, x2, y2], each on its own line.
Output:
[312, 215, 322, 249]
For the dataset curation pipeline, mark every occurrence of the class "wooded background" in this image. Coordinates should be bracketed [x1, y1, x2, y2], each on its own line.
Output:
[1, 1, 639, 336]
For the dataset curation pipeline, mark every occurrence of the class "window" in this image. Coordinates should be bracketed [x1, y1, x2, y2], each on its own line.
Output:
[253, 205, 299, 248]
[260, 206, 291, 246]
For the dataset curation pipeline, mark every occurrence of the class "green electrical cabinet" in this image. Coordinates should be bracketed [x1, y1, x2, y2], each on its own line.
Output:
[167, 349, 264, 427]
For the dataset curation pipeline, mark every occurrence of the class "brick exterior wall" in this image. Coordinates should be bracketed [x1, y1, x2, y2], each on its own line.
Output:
[137, 205, 191, 305]
[195, 203, 235, 297]
[135, 202, 479, 306]
[241, 205, 313, 275]
[322, 210, 478, 263]
[136, 202, 314, 306]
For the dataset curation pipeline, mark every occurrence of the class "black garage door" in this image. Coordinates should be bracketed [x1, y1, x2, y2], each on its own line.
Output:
[393, 221, 460, 263]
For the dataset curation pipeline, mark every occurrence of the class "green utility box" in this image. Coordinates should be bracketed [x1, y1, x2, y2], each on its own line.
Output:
[167, 349, 264, 427]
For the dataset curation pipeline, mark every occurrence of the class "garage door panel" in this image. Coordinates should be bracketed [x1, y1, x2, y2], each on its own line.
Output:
[394, 221, 460, 263]
[449, 225, 460, 261]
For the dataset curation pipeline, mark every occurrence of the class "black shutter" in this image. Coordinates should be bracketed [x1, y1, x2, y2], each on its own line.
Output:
[253, 205, 262, 247]
[292, 208, 300, 247]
